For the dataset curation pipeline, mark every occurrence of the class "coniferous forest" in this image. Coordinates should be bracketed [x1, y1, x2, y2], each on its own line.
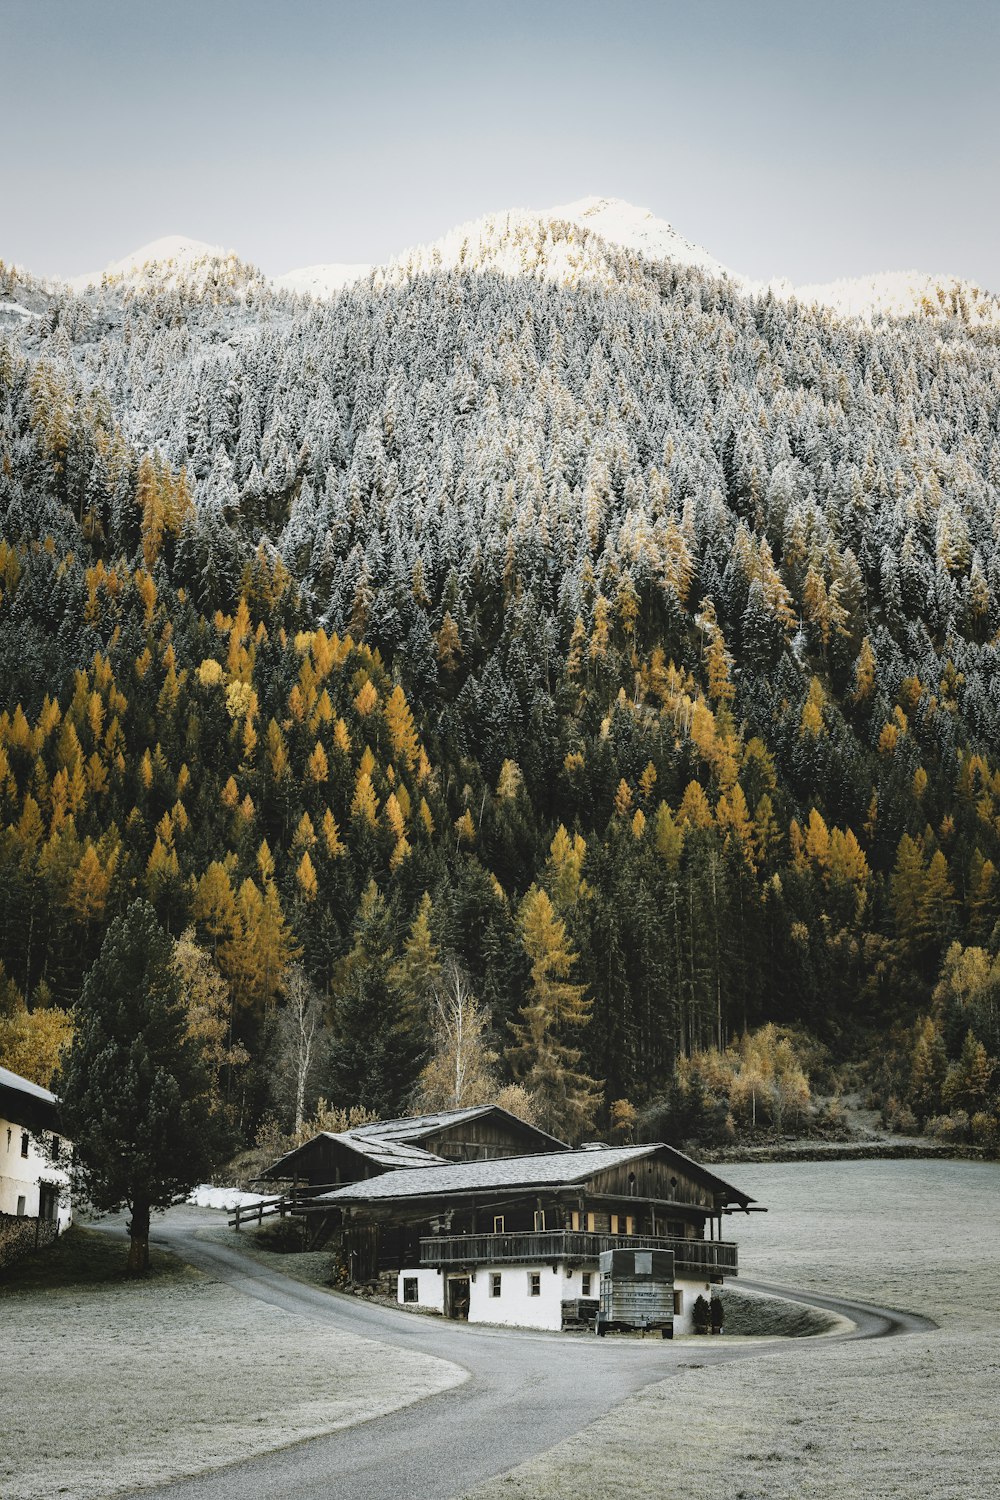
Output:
[2, 211, 999, 1151]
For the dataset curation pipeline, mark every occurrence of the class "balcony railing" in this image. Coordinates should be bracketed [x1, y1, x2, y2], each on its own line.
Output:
[419, 1230, 737, 1279]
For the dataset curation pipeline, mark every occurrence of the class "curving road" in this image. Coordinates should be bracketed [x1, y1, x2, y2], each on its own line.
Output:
[129, 1217, 936, 1500]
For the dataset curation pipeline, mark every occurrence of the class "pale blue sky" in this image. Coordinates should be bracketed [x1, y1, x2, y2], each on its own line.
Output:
[3, 0, 998, 287]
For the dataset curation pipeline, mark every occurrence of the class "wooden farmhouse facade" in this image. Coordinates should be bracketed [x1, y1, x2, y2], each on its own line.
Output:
[265, 1106, 758, 1335]
[0, 1065, 71, 1269]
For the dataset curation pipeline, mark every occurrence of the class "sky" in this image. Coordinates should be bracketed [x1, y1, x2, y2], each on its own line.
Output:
[3, 0, 998, 288]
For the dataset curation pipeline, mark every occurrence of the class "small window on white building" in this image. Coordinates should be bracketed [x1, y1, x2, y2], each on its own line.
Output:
[533, 1210, 546, 1232]
[673, 1290, 684, 1315]
[528, 1272, 541, 1297]
[493, 1215, 505, 1233]
[582, 1272, 592, 1296]
[402, 1277, 419, 1303]
[21, 1131, 29, 1158]
[16, 1195, 26, 1217]
[51, 1134, 60, 1161]
[490, 1273, 502, 1298]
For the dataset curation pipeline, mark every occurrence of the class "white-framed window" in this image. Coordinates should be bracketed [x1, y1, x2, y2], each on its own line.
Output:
[528, 1272, 541, 1297]
[490, 1273, 502, 1298]
[493, 1215, 505, 1233]
[402, 1277, 419, 1303]
[581, 1272, 592, 1296]
[533, 1210, 546, 1232]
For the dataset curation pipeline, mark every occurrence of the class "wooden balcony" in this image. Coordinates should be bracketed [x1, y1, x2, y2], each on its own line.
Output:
[419, 1230, 737, 1279]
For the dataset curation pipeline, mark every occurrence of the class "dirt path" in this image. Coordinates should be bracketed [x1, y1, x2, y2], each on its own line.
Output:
[127, 1215, 934, 1500]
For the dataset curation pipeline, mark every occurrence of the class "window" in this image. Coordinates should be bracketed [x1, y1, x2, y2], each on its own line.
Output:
[402, 1277, 419, 1303]
[673, 1290, 684, 1316]
[625, 1216, 635, 1236]
[628, 1172, 637, 1197]
[581, 1272, 592, 1297]
[585, 1212, 596, 1232]
[493, 1215, 505, 1234]
[20, 1131, 29, 1158]
[490, 1273, 502, 1298]
[610, 1214, 619, 1234]
[51, 1134, 61, 1162]
[533, 1210, 546, 1232]
[16, 1196, 26, 1217]
[528, 1272, 541, 1297]
[570, 1210, 580, 1231]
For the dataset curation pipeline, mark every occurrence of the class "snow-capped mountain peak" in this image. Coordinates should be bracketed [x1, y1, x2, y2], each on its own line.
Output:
[66, 236, 234, 292]
[547, 195, 735, 279]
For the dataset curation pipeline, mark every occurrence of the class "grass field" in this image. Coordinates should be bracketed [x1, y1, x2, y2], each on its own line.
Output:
[464, 1160, 1000, 1500]
[0, 1218, 463, 1500]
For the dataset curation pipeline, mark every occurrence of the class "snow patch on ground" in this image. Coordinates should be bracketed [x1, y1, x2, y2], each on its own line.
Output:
[187, 1184, 267, 1211]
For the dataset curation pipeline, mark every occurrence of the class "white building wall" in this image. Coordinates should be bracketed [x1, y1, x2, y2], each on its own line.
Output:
[0, 1115, 72, 1231]
[673, 1276, 713, 1335]
[396, 1267, 445, 1313]
[396, 1262, 722, 1336]
[468, 1262, 567, 1331]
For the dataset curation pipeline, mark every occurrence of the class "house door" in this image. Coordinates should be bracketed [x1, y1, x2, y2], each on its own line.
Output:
[38, 1183, 58, 1222]
[446, 1275, 470, 1320]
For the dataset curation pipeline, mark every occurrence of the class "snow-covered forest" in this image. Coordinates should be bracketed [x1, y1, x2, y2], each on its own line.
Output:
[2, 204, 999, 1146]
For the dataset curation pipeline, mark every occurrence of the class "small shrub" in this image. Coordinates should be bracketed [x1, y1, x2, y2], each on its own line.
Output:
[883, 1096, 919, 1135]
[693, 1294, 711, 1333]
[925, 1110, 971, 1143]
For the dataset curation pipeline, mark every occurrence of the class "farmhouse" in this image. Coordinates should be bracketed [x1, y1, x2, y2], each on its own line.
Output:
[267, 1107, 757, 1335]
[0, 1064, 72, 1266]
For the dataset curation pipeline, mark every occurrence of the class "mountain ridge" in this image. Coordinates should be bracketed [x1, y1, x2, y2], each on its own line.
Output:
[47, 197, 997, 324]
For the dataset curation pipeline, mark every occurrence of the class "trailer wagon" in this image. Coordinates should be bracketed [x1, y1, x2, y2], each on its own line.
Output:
[597, 1247, 675, 1337]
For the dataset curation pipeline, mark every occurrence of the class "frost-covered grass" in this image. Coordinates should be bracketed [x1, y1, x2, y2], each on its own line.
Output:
[0, 1229, 463, 1499]
[464, 1160, 1000, 1500]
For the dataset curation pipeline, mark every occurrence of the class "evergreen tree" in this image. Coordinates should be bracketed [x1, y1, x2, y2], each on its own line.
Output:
[57, 900, 227, 1272]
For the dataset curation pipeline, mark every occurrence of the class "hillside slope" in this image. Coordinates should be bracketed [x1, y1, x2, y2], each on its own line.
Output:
[1, 205, 998, 1139]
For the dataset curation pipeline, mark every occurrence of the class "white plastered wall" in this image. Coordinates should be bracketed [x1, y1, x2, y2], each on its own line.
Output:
[0, 1117, 72, 1231]
[396, 1267, 445, 1313]
[468, 1261, 566, 1331]
[673, 1276, 712, 1334]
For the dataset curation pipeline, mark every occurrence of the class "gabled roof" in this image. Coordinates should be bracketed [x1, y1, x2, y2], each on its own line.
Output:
[0, 1065, 60, 1133]
[0, 1065, 57, 1105]
[343, 1104, 568, 1150]
[263, 1104, 569, 1179]
[263, 1130, 444, 1180]
[314, 1143, 753, 1207]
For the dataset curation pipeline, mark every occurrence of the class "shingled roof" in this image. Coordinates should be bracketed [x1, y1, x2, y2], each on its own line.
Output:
[314, 1143, 753, 1207]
